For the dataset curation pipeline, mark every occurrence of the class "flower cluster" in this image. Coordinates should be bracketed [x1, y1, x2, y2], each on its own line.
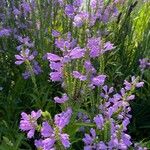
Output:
[83, 77, 145, 150]
[58, 0, 121, 28]
[15, 36, 42, 79]
[47, 32, 114, 89]
[20, 108, 72, 149]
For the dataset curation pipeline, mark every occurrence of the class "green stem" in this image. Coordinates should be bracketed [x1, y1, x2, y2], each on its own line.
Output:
[25, 60, 38, 94]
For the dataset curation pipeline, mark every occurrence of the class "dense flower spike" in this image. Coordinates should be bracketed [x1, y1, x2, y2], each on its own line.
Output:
[83, 76, 145, 149]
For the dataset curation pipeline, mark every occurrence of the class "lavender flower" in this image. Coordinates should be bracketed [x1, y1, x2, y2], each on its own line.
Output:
[72, 71, 87, 81]
[40, 109, 72, 149]
[101, 85, 114, 99]
[70, 47, 85, 59]
[73, 14, 84, 27]
[93, 114, 104, 129]
[50, 62, 62, 71]
[22, 61, 42, 79]
[65, 4, 75, 18]
[15, 49, 34, 65]
[90, 0, 97, 9]
[41, 121, 54, 138]
[60, 133, 71, 148]
[32, 61, 42, 75]
[20, 110, 41, 138]
[103, 41, 115, 52]
[0, 28, 11, 37]
[22, 70, 31, 79]
[87, 37, 101, 58]
[21, 1, 31, 14]
[13, 8, 21, 16]
[17, 36, 34, 49]
[54, 108, 72, 130]
[54, 93, 69, 103]
[91, 75, 106, 86]
[52, 30, 60, 37]
[73, 12, 88, 27]
[47, 53, 62, 62]
[73, 0, 83, 7]
[139, 58, 150, 72]
[124, 76, 144, 91]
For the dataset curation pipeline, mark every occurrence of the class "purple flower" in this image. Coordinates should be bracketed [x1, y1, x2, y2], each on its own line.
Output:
[124, 80, 132, 91]
[54, 93, 69, 103]
[47, 53, 62, 62]
[33, 61, 42, 75]
[90, 0, 97, 9]
[15, 49, 34, 65]
[72, 71, 87, 81]
[93, 114, 104, 129]
[127, 95, 135, 101]
[22, 70, 30, 79]
[21, 61, 42, 79]
[73, 14, 84, 27]
[62, 55, 71, 63]
[0, 28, 11, 37]
[34, 139, 43, 149]
[97, 141, 107, 149]
[42, 138, 55, 150]
[122, 133, 132, 147]
[125, 76, 144, 89]
[136, 82, 144, 88]
[57, 0, 64, 6]
[100, 85, 114, 99]
[20, 110, 41, 138]
[52, 30, 60, 37]
[90, 46, 100, 58]
[17, 36, 34, 48]
[84, 60, 96, 74]
[35, 138, 55, 150]
[41, 122, 54, 138]
[83, 128, 96, 148]
[103, 41, 115, 52]
[54, 108, 72, 130]
[65, 4, 74, 18]
[87, 37, 101, 58]
[70, 47, 85, 59]
[139, 58, 150, 71]
[21, 1, 31, 14]
[34, 109, 72, 149]
[91, 75, 106, 86]
[60, 133, 71, 148]
[55, 39, 66, 51]
[50, 71, 62, 82]
[73, 0, 83, 7]
[13, 8, 21, 16]
[73, 12, 88, 27]
[122, 118, 130, 131]
[50, 62, 62, 71]
[83, 134, 93, 145]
